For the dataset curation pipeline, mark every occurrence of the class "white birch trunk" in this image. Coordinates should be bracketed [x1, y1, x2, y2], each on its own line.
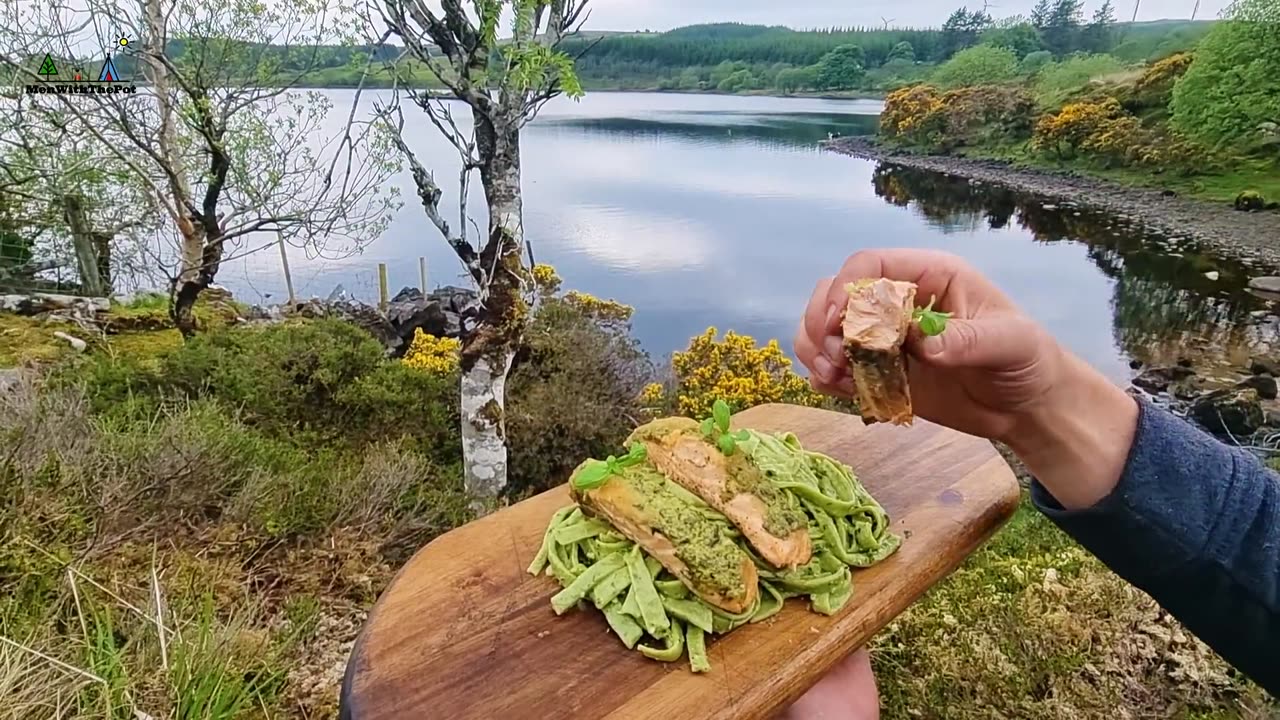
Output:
[460, 351, 514, 500]
[461, 123, 525, 502]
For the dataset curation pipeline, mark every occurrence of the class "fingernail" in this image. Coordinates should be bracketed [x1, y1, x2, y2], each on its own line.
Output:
[825, 303, 840, 329]
[813, 354, 836, 382]
[823, 336, 846, 366]
[920, 335, 946, 357]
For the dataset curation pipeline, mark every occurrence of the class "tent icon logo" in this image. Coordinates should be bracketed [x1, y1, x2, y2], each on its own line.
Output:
[98, 54, 121, 82]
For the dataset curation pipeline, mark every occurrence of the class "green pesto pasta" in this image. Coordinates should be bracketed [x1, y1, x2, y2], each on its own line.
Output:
[528, 427, 901, 673]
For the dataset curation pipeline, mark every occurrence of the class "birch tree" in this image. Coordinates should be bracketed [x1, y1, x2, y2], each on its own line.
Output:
[1, 0, 400, 332]
[370, 0, 588, 499]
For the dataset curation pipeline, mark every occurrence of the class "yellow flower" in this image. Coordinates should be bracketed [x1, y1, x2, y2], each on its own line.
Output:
[563, 290, 634, 323]
[402, 328, 461, 375]
[669, 326, 822, 419]
[532, 263, 562, 295]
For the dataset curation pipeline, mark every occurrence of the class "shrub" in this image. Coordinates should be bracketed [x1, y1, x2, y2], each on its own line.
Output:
[335, 361, 460, 462]
[667, 327, 823, 419]
[1033, 97, 1209, 173]
[158, 319, 387, 435]
[1126, 52, 1193, 111]
[1032, 98, 1127, 158]
[931, 45, 1019, 89]
[882, 84, 1035, 151]
[506, 291, 654, 497]
[1032, 54, 1127, 107]
[1019, 50, 1054, 74]
[1171, 0, 1280, 149]
[882, 85, 947, 146]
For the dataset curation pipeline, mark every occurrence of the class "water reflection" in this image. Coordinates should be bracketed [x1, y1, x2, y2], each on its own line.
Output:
[535, 111, 879, 151]
[871, 163, 1280, 373]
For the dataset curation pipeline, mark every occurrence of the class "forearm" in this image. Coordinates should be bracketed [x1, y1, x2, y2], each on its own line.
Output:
[1005, 351, 1280, 693]
[1003, 352, 1140, 510]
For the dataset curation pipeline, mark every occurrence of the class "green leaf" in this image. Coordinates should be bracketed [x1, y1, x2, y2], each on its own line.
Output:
[733, 429, 750, 442]
[713, 399, 731, 432]
[699, 418, 715, 437]
[572, 460, 613, 490]
[717, 434, 736, 456]
[912, 295, 952, 337]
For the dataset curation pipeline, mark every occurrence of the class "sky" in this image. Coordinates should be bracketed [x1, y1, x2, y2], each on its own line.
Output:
[579, 0, 1230, 32]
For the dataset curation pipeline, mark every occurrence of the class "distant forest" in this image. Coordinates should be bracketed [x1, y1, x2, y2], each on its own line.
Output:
[19, 7, 1214, 96]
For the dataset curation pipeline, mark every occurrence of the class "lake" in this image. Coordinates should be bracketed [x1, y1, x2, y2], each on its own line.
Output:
[219, 91, 1280, 383]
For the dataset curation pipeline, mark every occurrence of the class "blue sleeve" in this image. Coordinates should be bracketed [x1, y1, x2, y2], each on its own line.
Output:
[1030, 398, 1280, 694]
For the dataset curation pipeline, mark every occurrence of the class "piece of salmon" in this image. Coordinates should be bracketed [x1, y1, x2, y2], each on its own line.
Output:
[629, 418, 812, 570]
[842, 278, 916, 426]
[571, 463, 759, 614]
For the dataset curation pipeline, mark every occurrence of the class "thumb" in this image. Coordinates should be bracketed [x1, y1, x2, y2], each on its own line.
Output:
[911, 316, 1035, 370]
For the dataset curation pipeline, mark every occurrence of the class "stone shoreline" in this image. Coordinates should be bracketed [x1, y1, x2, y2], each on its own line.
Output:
[824, 137, 1280, 268]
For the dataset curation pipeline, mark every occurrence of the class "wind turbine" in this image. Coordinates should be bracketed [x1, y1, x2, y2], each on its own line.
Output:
[881, 16, 895, 30]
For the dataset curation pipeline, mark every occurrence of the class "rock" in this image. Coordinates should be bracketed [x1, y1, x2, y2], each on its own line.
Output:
[1248, 276, 1280, 293]
[0, 368, 21, 393]
[1176, 358, 1193, 369]
[1132, 365, 1196, 393]
[1190, 388, 1264, 437]
[1250, 357, 1280, 377]
[1042, 203, 1057, 210]
[1204, 271, 1220, 281]
[1128, 358, 1143, 370]
[52, 331, 87, 353]
[326, 284, 353, 303]
[1171, 376, 1208, 401]
[1234, 190, 1266, 212]
[1266, 409, 1280, 428]
[1237, 374, 1279, 400]
[391, 286, 423, 304]
[0, 293, 109, 316]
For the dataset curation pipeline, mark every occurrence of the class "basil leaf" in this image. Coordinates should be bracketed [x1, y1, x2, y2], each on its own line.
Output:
[713, 399, 731, 432]
[699, 418, 715, 437]
[572, 460, 613, 490]
[717, 433, 736, 456]
[733, 429, 750, 442]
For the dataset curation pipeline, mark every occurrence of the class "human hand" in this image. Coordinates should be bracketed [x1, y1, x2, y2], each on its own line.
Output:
[776, 647, 879, 720]
[793, 248, 1139, 510]
[793, 248, 1066, 444]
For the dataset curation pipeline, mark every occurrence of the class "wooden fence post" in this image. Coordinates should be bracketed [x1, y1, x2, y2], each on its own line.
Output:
[378, 263, 389, 312]
[278, 232, 296, 305]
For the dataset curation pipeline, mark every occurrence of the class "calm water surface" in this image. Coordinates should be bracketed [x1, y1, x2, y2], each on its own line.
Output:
[220, 91, 1280, 383]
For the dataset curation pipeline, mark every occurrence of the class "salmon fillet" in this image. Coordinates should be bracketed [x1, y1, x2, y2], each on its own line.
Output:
[571, 462, 759, 613]
[629, 418, 812, 570]
[842, 278, 916, 426]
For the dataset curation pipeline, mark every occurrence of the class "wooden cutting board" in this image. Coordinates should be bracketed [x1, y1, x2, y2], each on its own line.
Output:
[340, 404, 1020, 720]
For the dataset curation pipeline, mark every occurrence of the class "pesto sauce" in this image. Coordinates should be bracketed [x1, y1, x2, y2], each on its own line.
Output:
[723, 453, 808, 538]
[624, 465, 748, 600]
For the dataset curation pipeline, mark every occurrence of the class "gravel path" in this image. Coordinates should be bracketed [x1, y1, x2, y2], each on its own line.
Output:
[825, 137, 1280, 267]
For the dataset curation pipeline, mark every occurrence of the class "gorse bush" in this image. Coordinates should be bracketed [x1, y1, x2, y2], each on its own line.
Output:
[882, 84, 1035, 151]
[1126, 51, 1193, 112]
[402, 329, 462, 374]
[1033, 97, 1208, 173]
[667, 327, 823, 418]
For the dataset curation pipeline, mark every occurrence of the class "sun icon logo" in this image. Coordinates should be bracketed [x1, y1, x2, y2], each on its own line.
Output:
[117, 35, 131, 49]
